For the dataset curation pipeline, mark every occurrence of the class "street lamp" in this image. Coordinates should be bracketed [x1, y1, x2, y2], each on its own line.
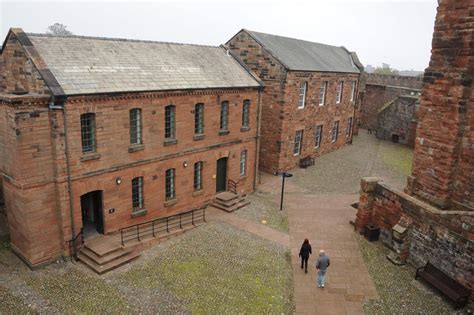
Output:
[273, 171, 293, 211]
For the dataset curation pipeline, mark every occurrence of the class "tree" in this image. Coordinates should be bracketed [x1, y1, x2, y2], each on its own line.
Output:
[373, 63, 399, 75]
[47, 23, 73, 36]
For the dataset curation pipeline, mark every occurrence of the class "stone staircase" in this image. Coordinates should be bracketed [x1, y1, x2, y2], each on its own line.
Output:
[77, 235, 140, 274]
[212, 191, 250, 212]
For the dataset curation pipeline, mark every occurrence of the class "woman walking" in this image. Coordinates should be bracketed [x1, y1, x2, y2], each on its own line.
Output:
[299, 239, 312, 273]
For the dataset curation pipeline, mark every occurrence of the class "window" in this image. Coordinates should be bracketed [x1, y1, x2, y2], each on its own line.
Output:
[298, 82, 307, 108]
[242, 100, 250, 129]
[220, 101, 229, 131]
[194, 161, 203, 191]
[315, 125, 323, 148]
[346, 117, 353, 138]
[80, 113, 96, 153]
[194, 103, 204, 135]
[165, 105, 176, 139]
[132, 177, 144, 212]
[240, 150, 247, 176]
[165, 168, 175, 201]
[336, 81, 343, 104]
[332, 121, 339, 143]
[350, 81, 356, 102]
[319, 81, 327, 106]
[293, 130, 303, 155]
[130, 108, 142, 145]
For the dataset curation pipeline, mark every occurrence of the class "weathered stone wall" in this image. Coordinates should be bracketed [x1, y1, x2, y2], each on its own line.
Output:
[376, 95, 418, 146]
[364, 73, 423, 90]
[410, 0, 473, 211]
[355, 178, 474, 296]
[0, 32, 49, 95]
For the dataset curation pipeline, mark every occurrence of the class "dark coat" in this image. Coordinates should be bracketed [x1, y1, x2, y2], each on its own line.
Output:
[299, 243, 312, 258]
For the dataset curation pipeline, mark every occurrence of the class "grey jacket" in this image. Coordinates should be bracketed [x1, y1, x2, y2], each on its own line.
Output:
[316, 254, 330, 271]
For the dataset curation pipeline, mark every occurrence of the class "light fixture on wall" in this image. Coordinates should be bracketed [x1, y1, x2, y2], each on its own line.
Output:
[115, 177, 122, 185]
[183, 161, 188, 168]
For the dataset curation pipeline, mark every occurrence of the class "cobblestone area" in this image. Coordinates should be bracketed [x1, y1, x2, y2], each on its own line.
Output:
[357, 234, 462, 315]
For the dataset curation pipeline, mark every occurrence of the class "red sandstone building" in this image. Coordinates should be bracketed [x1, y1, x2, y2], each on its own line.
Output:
[0, 28, 262, 267]
[227, 30, 364, 172]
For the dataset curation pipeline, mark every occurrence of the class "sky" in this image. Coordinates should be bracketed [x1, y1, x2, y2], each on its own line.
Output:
[0, 0, 437, 71]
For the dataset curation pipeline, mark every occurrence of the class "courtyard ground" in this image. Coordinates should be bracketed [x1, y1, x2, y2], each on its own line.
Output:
[0, 132, 462, 314]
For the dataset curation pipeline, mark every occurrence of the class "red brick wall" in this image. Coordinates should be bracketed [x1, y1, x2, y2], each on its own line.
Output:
[227, 30, 360, 172]
[411, 0, 473, 210]
[0, 33, 48, 94]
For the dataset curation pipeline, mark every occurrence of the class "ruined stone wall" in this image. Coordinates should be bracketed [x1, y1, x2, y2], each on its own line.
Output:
[364, 73, 423, 90]
[376, 95, 418, 146]
[355, 178, 473, 296]
[410, 0, 473, 211]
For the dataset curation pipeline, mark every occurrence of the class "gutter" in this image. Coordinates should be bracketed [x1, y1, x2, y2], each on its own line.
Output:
[253, 87, 263, 190]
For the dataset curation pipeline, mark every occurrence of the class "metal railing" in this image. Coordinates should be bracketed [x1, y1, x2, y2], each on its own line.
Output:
[67, 227, 84, 262]
[120, 207, 206, 246]
[228, 179, 238, 194]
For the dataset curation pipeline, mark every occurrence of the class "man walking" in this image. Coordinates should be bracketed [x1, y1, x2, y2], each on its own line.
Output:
[316, 249, 330, 288]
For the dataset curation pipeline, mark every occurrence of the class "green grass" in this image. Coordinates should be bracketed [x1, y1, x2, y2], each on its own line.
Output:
[0, 285, 37, 315]
[0, 235, 10, 251]
[120, 222, 294, 314]
[25, 269, 132, 314]
[381, 143, 414, 176]
[358, 234, 455, 314]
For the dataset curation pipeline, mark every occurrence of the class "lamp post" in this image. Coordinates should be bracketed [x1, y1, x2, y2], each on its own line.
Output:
[274, 171, 293, 211]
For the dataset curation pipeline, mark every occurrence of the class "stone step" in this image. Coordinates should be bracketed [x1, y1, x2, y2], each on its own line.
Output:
[212, 200, 250, 213]
[214, 196, 243, 207]
[80, 246, 134, 266]
[83, 236, 123, 257]
[215, 191, 239, 203]
[78, 250, 140, 275]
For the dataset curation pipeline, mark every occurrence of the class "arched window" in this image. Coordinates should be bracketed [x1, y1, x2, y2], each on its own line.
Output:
[242, 100, 250, 129]
[194, 161, 203, 191]
[165, 168, 176, 200]
[132, 177, 144, 212]
[80, 113, 96, 152]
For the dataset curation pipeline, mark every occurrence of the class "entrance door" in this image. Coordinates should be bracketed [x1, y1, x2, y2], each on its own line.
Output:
[80, 190, 104, 236]
[216, 157, 228, 193]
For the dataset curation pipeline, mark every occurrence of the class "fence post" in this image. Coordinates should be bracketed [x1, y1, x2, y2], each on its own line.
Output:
[166, 217, 169, 233]
[204, 208, 206, 222]
[152, 220, 155, 237]
[137, 225, 140, 241]
[121, 230, 124, 246]
[180, 214, 182, 229]
[192, 210, 195, 226]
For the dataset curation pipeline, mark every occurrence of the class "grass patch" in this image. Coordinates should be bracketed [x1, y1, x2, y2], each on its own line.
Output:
[381, 143, 413, 176]
[0, 285, 36, 314]
[25, 269, 132, 314]
[358, 234, 455, 314]
[0, 235, 10, 251]
[120, 222, 294, 314]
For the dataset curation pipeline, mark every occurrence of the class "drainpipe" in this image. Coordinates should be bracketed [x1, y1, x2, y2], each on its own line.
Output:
[253, 87, 263, 190]
[49, 96, 76, 259]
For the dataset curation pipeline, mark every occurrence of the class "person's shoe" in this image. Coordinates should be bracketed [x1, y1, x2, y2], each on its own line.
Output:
[321, 284, 325, 288]
[317, 285, 321, 288]
[305, 269, 307, 273]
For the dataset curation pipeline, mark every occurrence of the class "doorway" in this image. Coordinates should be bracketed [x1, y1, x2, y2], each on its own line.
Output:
[391, 134, 400, 143]
[80, 190, 104, 237]
[216, 157, 228, 193]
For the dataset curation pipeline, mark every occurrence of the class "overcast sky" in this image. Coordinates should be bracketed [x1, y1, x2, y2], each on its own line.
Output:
[1, 0, 437, 71]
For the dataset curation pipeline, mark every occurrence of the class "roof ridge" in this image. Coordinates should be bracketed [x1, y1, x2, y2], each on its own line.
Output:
[245, 29, 344, 50]
[26, 32, 219, 49]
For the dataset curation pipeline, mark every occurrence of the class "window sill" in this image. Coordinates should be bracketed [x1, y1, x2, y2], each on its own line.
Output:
[218, 130, 230, 136]
[81, 152, 101, 162]
[131, 208, 147, 218]
[164, 199, 177, 207]
[240, 126, 250, 132]
[128, 144, 144, 153]
[240, 175, 247, 180]
[164, 138, 177, 146]
[192, 190, 204, 197]
[297, 107, 305, 110]
[193, 134, 205, 141]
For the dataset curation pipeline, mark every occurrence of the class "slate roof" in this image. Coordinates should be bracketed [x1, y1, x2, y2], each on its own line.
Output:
[242, 30, 362, 73]
[23, 33, 261, 95]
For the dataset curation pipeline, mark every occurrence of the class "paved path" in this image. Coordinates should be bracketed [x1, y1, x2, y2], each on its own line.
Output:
[206, 206, 290, 247]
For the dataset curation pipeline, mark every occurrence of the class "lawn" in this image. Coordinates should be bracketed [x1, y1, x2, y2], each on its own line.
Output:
[381, 143, 414, 176]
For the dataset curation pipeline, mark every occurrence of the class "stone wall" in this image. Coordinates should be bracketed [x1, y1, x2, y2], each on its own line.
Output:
[376, 95, 418, 146]
[364, 73, 423, 90]
[355, 178, 474, 297]
[410, 0, 473, 211]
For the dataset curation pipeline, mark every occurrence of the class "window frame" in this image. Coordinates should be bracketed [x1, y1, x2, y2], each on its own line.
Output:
[298, 81, 307, 109]
[242, 99, 250, 129]
[165, 105, 176, 140]
[80, 113, 96, 153]
[194, 103, 204, 135]
[132, 177, 144, 212]
[130, 108, 142, 145]
[315, 125, 323, 148]
[346, 117, 353, 138]
[240, 150, 247, 176]
[194, 161, 203, 191]
[350, 81, 356, 102]
[319, 81, 327, 106]
[220, 101, 229, 131]
[293, 130, 304, 156]
[332, 121, 339, 143]
[165, 168, 176, 201]
[336, 81, 343, 104]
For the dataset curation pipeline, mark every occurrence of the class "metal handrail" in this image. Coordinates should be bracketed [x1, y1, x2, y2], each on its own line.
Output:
[120, 208, 206, 246]
[228, 179, 238, 194]
[67, 227, 84, 261]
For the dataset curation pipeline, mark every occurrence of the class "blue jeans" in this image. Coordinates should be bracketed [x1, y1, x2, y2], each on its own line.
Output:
[317, 270, 327, 286]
